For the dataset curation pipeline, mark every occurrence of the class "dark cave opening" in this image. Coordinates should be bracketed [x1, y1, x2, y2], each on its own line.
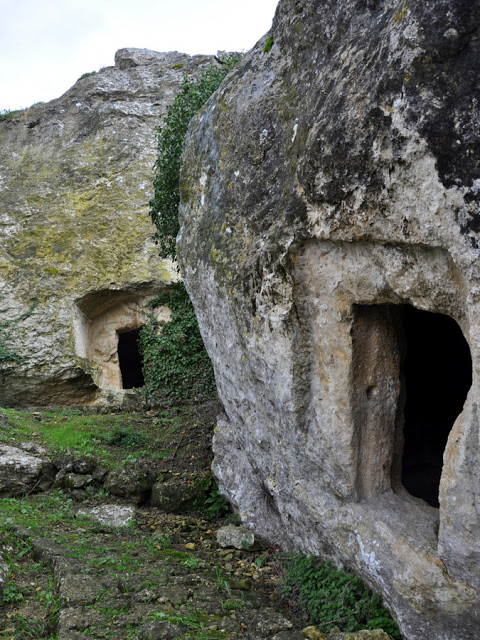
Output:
[117, 328, 145, 389]
[401, 306, 472, 507]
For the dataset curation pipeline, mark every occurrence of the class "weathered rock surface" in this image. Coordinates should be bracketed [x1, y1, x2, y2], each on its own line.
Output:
[0, 553, 7, 597]
[179, 1, 480, 638]
[0, 48, 213, 407]
[103, 462, 156, 503]
[150, 478, 207, 513]
[0, 444, 54, 495]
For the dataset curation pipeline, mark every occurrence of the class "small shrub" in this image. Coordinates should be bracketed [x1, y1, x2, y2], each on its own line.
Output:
[152, 532, 172, 549]
[202, 482, 231, 519]
[278, 553, 401, 639]
[100, 427, 148, 448]
[263, 36, 274, 52]
[78, 70, 97, 81]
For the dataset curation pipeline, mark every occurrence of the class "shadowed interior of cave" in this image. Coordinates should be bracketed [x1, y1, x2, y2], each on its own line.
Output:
[117, 328, 145, 389]
[401, 306, 472, 507]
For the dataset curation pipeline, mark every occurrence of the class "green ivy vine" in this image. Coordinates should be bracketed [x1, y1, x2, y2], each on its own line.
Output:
[140, 283, 216, 403]
[143, 54, 242, 402]
[150, 54, 241, 260]
[278, 553, 402, 638]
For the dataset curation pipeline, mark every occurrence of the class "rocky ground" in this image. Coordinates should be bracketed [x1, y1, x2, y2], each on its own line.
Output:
[0, 405, 395, 640]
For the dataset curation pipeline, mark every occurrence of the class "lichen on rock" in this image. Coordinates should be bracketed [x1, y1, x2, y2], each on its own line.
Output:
[0, 48, 213, 406]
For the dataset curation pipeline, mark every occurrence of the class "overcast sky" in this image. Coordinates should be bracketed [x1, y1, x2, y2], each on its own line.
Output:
[0, 0, 279, 111]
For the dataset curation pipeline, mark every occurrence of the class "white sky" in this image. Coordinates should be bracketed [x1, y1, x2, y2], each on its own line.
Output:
[0, 0, 279, 111]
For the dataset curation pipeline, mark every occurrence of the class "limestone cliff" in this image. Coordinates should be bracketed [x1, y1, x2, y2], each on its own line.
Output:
[0, 48, 212, 406]
[179, 1, 480, 639]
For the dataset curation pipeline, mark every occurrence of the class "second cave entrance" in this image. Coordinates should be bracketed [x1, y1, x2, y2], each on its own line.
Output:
[353, 304, 472, 508]
[117, 328, 145, 389]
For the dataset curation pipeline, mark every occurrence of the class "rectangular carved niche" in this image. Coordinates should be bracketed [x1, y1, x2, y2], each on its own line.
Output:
[351, 305, 405, 501]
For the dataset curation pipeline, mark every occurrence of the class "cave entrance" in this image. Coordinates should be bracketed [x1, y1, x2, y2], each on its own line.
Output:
[401, 306, 472, 507]
[353, 304, 472, 507]
[117, 328, 145, 389]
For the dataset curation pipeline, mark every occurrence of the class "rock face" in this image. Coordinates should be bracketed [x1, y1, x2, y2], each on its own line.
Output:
[0, 48, 213, 406]
[179, 1, 480, 639]
[0, 443, 54, 495]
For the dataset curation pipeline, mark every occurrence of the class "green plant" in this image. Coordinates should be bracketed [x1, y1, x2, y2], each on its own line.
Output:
[0, 528, 59, 638]
[0, 108, 23, 122]
[202, 482, 231, 519]
[1, 582, 24, 604]
[96, 486, 110, 500]
[78, 70, 97, 80]
[263, 36, 274, 52]
[214, 567, 232, 598]
[139, 282, 216, 403]
[221, 598, 246, 612]
[152, 532, 172, 549]
[278, 553, 401, 638]
[254, 554, 267, 568]
[150, 53, 241, 260]
[149, 609, 204, 630]
[99, 426, 148, 448]
[183, 555, 201, 570]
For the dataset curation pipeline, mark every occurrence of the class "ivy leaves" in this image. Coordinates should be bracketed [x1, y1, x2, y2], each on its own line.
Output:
[150, 55, 241, 260]
[140, 283, 216, 403]
[145, 56, 241, 401]
[278, 553, 402, 638]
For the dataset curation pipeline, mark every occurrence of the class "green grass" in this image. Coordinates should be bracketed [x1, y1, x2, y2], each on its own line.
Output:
[0, 528, 59, 639]
[1, 490, 88, 532]
[148, 607, 229, 639]
[0, 407, 198, 468]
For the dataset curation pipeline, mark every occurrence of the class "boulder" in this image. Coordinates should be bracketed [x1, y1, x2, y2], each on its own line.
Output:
[0, 48, 213, 407]
[216, 524, 259, 550]
[238, 609, 293, 637]
[179, 1, 480, 638]
[0, 444, 54, 496]
[103, 463, 155, 503]
[63, 473, 93, 491]
[150, 478, 206, 513]
[77, 504, 135, 528]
